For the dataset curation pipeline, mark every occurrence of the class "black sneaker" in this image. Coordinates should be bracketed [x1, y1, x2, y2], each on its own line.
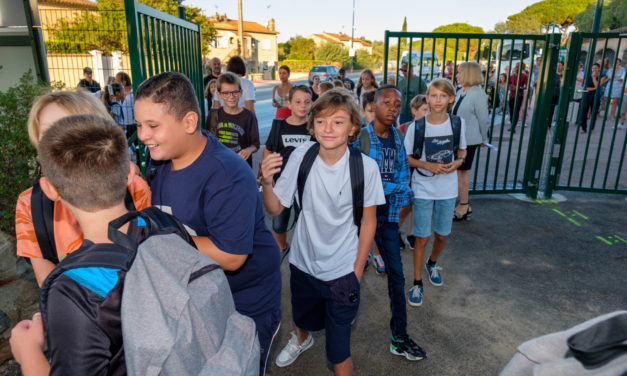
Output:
[405, 235, 415, 250]
[390, 334, 426, 361]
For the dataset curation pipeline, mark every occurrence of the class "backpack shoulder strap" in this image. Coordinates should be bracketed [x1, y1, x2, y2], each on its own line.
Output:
[267, 119, 283, 152]
[124, 188, 136, 211]
[358, 127, 370, 156]
[297, 143, 320, 210]
[348, 146, 364, 229]
[412, 117, 426, 159]
[31, 181, 59, 264]
[393, 126, 404, 144]
[450, 115, 462, 158]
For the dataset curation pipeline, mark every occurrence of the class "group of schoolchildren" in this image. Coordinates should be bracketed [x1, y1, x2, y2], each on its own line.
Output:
[10, 66, 467, 376]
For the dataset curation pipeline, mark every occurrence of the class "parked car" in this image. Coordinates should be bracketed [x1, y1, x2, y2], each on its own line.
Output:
[308, 65, 340, 85]
[400, 51, 441, 82]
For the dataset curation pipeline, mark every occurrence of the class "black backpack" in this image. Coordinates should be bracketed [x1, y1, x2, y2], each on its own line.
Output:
[30, 181, 136, 264]
[296, 143, 365, 230]
[412, 114, 463, 160]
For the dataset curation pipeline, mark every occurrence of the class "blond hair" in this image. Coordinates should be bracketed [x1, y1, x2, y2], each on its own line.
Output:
[457, 61, 483, 87]
[426, 78, 456, 111]
[27, 90, 111, 148]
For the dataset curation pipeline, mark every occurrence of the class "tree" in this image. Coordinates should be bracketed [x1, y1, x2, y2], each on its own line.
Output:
[278, 42, 289, 61]
[314, 43, 350, 67]
[432, 23, 485, 62]
[400, 16, 408, 51]
[286, 36, 316, 59]
[492, 22, 509, 34]
[504, 0, 593, 37]
[574, 0, 627, 32]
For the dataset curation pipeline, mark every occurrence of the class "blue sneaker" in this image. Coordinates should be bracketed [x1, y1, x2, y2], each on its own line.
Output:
[373, 254, 386, 274]
[425, 262, 443, 286]
[408, 285, 423, 307]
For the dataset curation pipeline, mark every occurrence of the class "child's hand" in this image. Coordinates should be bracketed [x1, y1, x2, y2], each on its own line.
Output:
[260, 152, 282, 186]
[238, 149, 251, 160]
[10, 313, 45, 365]
[427, 162, 450, 175]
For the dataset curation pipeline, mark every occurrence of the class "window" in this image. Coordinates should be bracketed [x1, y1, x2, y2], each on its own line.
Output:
[262, 39, 270, 50]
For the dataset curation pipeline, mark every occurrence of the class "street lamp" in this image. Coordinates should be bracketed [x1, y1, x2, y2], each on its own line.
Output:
[350, 0, 355, 71]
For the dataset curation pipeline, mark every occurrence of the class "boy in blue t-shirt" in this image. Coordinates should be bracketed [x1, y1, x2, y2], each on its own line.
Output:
[353, 85, 427, 362]
[134, 72, 281, 376]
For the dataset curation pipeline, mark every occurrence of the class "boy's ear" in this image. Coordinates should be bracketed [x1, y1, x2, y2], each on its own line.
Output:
[182, 111, 200, 134]
[39, 177, 61, 202]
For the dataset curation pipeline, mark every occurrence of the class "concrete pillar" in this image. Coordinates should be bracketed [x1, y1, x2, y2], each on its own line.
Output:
[112, 50, 124, 74]
[89, 49, 105, 86]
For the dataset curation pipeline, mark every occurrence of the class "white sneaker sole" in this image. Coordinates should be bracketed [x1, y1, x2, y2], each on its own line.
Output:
[275, 336, 314, 367]
[425, 263, 443, 286]
[390, 345, 425, 361]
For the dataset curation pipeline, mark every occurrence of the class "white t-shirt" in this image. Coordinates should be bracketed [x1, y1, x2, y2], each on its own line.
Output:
[404, 116, 467, 200]
[273, 141, 385, 281]
[215, 75, 256, 108]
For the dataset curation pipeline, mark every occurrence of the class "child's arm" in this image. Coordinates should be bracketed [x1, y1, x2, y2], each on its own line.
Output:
[10, 313, 50, 376]
[31, 258, 56, 287]
[237, 114, 260, 160]
[272, 86, 279, 107]
[353, 206, 376, 282]
[191, 236, 248, 271]
[260, 152, 284, 216]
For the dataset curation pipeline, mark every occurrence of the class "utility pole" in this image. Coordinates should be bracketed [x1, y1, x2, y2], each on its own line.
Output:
[350, 0, 355, 71]
[591, 0, 603, 33]
[237, 0, 245, 58]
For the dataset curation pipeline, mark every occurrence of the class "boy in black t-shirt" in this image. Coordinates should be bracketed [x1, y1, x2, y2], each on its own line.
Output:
[208, 72, 260, 166]
[263, 85, 314, 253]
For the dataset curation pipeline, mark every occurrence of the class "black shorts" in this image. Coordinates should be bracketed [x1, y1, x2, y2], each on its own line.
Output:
[289, 264, 360, 364]
[458, 144, 480, 171]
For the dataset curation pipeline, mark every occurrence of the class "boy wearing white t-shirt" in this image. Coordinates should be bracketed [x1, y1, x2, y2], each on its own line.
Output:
[404, 79, 467, 307]
[261, 89, 384, 376]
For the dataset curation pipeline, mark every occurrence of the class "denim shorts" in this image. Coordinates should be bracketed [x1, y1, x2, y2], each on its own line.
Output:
[290, 264, 360, 364]
[412, 197, 457, 237]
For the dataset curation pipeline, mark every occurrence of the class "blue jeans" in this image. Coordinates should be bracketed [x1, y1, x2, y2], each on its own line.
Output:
[374, 221, 406, 337]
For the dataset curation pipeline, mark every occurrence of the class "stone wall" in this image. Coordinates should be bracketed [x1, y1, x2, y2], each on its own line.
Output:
[0, 231, 38, 368]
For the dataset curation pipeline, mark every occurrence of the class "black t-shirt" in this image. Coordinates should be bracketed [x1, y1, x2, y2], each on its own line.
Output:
[77, 79, 101, 93]
[212, 108, 260, 167]
[265, 119, 313, 179]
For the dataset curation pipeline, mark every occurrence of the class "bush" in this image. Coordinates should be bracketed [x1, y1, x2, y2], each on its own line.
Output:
[314, 44, 350, 68]
[0, 71, 49, 233]
[279, 59, 325, 73]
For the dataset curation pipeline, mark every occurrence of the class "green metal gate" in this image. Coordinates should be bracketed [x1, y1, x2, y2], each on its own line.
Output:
[383, 31, 561, 198]
[544, 32, 627, 197]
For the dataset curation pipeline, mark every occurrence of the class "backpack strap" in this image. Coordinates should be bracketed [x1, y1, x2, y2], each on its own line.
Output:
[124, 188, 136, 211]
[412, 117, 427, 160]
[450, 114, 462, 159]
[30, 181, 59, 264]
[267, 119, 283, 152]
[297, 143, 320, 210]
[348, 146, 364, 229]
[393, 126, 404, 144]
[358, 128, 370, 156]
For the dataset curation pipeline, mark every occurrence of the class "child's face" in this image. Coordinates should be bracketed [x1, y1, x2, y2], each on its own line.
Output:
[209, 82, 216, 93]
[411, 103, 429, 119]
[313, 108, 356, 152]
[218, 83, 242, 108]
[135, 99, 191, 162]
[287, 90, 312, 118]
[115, 90, 125, 101]
[361, 73, 373, 87]
[426, 86, 454, 114]
[363, 103, 376, 124]
[38, 103, 70, 141]
[374, 88, 401, 126]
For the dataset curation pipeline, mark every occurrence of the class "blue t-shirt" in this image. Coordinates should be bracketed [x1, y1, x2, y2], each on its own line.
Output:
[376, 132, 396, 222]
[148, 135, 281, 317]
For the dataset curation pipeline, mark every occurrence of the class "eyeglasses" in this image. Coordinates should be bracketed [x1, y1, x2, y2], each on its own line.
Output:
[220, 90, 241, 97]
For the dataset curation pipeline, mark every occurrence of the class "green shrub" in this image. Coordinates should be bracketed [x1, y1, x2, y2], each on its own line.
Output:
[0, 71, 49, 233]
[279, 59, 325, 72]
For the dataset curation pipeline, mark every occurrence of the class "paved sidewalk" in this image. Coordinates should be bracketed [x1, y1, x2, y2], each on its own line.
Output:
[266, 192, 627, 375]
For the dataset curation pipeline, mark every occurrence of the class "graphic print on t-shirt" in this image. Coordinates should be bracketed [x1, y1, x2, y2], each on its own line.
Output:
[217, 121, 245, 152]
[377, 134, 397, 183]
[281, 134, 311, 149]
[424, 135, 454, 164]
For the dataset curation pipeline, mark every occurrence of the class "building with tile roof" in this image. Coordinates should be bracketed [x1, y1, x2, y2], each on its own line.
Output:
[307, 32, 372, 54]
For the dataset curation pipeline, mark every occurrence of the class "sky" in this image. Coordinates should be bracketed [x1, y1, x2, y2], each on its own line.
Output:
[185, 0, 540, 43]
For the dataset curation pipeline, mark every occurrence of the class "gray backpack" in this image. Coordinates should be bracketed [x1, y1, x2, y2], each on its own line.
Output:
[41, 207, 260, 376]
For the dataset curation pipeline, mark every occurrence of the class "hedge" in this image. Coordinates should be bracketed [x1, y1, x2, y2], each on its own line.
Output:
[278, 59, 343, 72]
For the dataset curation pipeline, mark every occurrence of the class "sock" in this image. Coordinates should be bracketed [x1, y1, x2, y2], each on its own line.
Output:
[414, 279, 423, 286]
[427, 258, 436, 267]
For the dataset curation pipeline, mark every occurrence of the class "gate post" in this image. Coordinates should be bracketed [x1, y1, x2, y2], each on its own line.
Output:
[123, 0, 143, 92]
[543, 33, 583, 198]
[523, 33, 561, 199]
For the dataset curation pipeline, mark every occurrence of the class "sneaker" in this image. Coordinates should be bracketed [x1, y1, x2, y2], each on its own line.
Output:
[404, 235, 415, 250]
[275, 331, 314, 367]
[614, 123, 625, 129]
[398, 233, 405, 249]
[373, 254, 386, 274]
[425, 262, 443, 286]
[408, 285, 423, 307]
[390, 333, 427, 361]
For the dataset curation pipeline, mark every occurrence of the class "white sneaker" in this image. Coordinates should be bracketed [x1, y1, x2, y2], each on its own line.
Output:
[275, 331, 314, 367]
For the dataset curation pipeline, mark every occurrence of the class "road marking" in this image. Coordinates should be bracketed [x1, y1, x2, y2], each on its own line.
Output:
[596, 236, 613, 245]
[571, 210, 589, 220]
[552, 209, 582, 226]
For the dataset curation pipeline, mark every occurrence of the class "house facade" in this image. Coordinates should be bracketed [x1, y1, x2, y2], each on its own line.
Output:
[307, 32, 373, 54]
[207, 13, 278, 73]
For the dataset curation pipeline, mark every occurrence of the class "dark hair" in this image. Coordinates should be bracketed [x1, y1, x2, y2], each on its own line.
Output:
[288, 85, 312, 101]
[227, 56, 246, 76]
[374, 84, 401, 101]
[204, 78, 216, 101]
[38, 114, 129, 211]
[593, 63, 600, 68]
[115, 72, 131, 87]
[279, 65, 290, 75]
[111, 83, 124, 95]
[361, 90, 376, 109]
[339, 68, 346, 74]
[135, 71, 200, 121]
[307, 89, 362, 143]
[216, 72, 242, 91]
